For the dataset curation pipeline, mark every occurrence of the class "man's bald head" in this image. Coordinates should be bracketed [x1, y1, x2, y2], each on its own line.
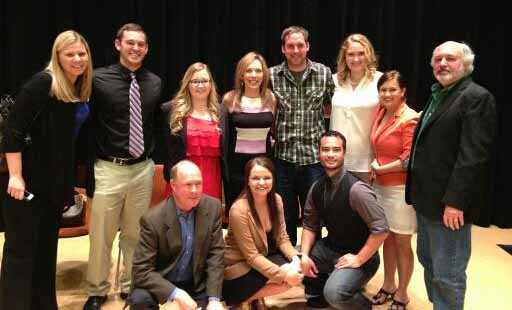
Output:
[170, 160, 201, 181]
[170, 160, 203, 213]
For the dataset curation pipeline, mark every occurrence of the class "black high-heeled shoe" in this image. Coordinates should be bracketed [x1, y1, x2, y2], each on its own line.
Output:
[371, 288, 395, 305]
[388, 298, 410, 310]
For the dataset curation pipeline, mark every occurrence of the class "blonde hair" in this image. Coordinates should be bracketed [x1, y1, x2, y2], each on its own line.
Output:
[46, 30, 93, 102]
[232, 52, 270, 106]
[169, 62, 219, 134]
[336, 33, 378, 86]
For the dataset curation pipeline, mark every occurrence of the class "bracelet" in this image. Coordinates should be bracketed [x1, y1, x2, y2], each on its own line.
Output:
[402, 158, 410, 169]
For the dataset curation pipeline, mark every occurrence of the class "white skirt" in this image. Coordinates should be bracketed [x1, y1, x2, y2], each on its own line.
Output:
[373, 184, 417, 234]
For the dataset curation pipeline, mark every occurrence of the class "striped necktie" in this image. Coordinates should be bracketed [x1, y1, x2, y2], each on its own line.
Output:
[129, 72, 144, 158]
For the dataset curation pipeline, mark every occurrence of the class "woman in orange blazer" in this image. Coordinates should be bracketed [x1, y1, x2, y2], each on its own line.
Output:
[222, 156, 303, 308]
[369, 70, 419, 309]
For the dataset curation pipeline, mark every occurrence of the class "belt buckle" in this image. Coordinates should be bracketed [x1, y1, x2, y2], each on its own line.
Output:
[112, 157, 127, 166]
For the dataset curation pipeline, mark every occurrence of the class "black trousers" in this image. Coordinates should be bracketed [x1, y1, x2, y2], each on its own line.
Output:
[128, 281, 208, 310]
[0, 193, 62, 310]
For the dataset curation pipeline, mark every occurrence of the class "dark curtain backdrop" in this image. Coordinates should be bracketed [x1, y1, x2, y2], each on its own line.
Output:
[0, 0, 508, 227]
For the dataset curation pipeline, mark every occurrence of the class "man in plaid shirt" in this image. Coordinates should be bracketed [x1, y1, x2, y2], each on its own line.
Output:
[269, 25, 334, 245]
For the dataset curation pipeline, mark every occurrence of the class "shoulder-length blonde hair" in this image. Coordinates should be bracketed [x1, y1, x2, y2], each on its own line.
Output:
[336, 33, 378, 86]
[169, 62, 219, 134]
[46, 30, 93, 103]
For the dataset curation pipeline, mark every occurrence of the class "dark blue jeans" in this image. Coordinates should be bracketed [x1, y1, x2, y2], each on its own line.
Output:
[273, 158, 325, 245]
[303, 239, 380, 310]
[416, 213, 471, 310]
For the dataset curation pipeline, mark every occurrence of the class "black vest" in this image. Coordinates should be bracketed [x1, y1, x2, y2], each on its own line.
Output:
[311, 172, 370, 253]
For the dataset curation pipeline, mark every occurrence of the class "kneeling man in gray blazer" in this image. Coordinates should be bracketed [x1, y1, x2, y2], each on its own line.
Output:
[128, 160, 224, 310]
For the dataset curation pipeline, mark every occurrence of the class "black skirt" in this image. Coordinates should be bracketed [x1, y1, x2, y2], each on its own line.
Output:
[222, 253, 287, 306]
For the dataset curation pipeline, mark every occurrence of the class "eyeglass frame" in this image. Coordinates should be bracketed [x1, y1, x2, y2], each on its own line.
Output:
[189, 79, 211, 87]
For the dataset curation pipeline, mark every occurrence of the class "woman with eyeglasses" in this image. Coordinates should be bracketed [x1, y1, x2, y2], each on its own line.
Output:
[163, 62, 228, 200]
[222, 52, 276, 218]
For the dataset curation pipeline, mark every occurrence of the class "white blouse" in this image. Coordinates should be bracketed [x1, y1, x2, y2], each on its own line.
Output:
[330, 71, 383, 172]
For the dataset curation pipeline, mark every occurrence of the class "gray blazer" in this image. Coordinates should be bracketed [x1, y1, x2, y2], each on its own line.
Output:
[132, 195, 224, 303]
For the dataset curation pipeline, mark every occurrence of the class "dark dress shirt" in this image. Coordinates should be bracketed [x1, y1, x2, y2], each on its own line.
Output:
[90, 63, 163, 158]
[167, 208, 195, 284]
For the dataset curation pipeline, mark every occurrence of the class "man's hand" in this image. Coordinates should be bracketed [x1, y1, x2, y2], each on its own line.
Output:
[174, 289, 198, 310]
[335, 253, 362, 269]
[443, 205, 464, 230]
[206, 299, 224, 310]
[300, 254, 318, 278]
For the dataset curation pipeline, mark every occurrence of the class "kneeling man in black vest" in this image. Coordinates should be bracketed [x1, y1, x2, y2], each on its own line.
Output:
[300, 131, 389, 310]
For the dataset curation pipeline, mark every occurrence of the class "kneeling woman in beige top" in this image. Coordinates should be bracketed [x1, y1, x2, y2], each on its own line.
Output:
[223, 156, 303, 308]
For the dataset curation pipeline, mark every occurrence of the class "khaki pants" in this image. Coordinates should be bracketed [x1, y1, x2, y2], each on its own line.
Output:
[86, 159, 154, 295]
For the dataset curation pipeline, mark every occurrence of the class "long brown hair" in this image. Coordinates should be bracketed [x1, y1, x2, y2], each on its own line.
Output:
[239, 156, 279, 240]
[234, 52, 270, 103]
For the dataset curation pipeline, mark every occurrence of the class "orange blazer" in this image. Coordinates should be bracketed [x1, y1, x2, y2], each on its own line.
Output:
[370, 103, 419, 186]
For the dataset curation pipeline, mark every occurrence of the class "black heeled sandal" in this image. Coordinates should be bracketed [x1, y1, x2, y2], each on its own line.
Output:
[388, 298, 410, 310]
[371, 288, 395, 305]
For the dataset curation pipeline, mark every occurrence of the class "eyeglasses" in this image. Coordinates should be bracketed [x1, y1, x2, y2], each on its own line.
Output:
[190, 79, 210, 87]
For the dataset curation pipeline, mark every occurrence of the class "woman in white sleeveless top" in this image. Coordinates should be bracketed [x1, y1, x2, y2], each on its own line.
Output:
[330, 34, 382, 182]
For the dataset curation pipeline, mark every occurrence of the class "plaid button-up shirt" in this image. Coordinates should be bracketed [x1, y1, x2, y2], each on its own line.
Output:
[269, 60, 334, 165]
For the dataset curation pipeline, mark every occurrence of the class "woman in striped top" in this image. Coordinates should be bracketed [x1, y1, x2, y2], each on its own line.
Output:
[222, 52, 276, 216]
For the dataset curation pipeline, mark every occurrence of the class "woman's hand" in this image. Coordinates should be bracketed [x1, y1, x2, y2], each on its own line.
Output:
[370, 159, 381, 174]
[284, 268, 303, 286]
[7, 174, 25, 200]
[289, 255, 302, 272]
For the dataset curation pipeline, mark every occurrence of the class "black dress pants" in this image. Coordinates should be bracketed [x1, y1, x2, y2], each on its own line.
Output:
[0, 193, 62, 310]
[128, 280, 208, 310]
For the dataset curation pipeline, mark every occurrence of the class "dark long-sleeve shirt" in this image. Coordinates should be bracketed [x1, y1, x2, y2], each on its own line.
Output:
[90, 63, 163, 158]
[3, 71, 76, 206]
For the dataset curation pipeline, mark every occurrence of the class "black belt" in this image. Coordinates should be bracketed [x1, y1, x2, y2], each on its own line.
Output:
[98, 155, 149, 166]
